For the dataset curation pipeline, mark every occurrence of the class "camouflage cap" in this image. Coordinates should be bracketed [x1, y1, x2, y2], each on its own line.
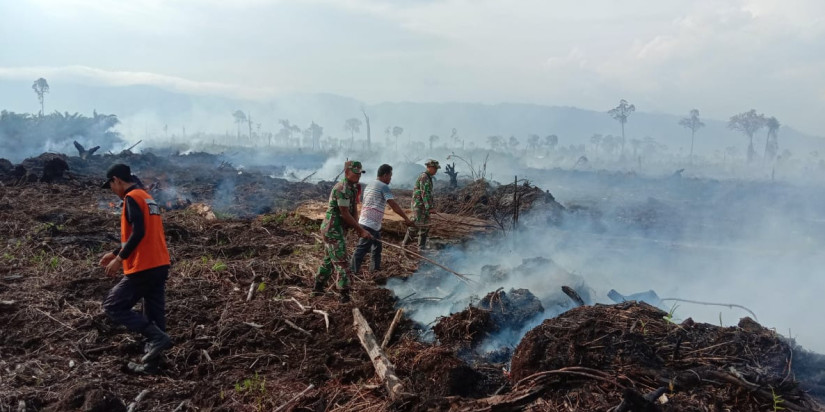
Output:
[425, 159, 441, 169]
[345, 160, 366, 174]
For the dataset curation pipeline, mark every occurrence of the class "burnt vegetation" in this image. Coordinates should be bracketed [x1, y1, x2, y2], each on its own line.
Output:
[1, 150, 824, 411]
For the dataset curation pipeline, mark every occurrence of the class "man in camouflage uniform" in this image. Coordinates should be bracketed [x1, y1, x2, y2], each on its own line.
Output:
[314, 161, 372, 303]
[403, 159, 440, 249]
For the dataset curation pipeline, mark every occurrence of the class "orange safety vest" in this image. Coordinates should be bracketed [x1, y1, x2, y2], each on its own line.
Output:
[121, 188, 171, 275]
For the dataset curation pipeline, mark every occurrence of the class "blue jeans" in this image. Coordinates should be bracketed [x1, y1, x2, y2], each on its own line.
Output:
[103, 266, 169, 332]
[351, 225, 382, 273]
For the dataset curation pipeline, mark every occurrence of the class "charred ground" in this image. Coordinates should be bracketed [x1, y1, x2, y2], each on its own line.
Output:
[1, 151, 823, 411]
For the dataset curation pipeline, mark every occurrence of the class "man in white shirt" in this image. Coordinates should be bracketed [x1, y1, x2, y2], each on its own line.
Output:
[351, 164, 414, 273]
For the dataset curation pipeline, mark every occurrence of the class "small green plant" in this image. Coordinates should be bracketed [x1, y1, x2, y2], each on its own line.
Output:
[31, 250, 47, 265]
[212, 261, 228, 271]
[663, 303, 679, 324]
[262, 212, 288, 225]
[257, 282, 266, 292]
[48, 256, 59, 270]
[214, 211, 236, 220]
[234, 372, 266, 394]
[37, 222, 65, 234]
[772, 387, 786, 411]
[3, 252, 13, 261]
[639, 320, 647, 335]
[201, 256, 209, 264]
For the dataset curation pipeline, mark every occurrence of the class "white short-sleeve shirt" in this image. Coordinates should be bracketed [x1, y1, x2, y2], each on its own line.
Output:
[358, 180, 394, 231]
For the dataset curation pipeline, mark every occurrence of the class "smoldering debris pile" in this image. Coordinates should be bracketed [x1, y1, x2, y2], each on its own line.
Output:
[437, 179, 565, 228]
[500, 302, 825, 411]
[433, 288, 544, 350]
[0, 153, 70, 183]
[2, 151, 825, 411]
[0, 150, 330, 216]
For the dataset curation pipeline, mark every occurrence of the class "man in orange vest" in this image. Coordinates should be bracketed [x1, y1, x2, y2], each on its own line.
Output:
[99, 163, 172, 374]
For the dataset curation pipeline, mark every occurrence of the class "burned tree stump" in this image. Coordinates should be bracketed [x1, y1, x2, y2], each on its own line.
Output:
[445, 162, 458, 188]
[41, 155, 69, 183]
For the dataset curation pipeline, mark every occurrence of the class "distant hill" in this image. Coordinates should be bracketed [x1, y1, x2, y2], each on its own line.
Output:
[1, 79, 822, 157]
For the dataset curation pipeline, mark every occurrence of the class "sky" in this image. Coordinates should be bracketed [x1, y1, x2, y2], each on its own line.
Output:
[1, 0, 824, 135]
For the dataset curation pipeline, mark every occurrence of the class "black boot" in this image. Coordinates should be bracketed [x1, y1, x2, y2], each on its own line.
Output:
[418, 233, 429, 250]
[338, 288, 351, 303]
[141, 323, 172, 363]
[312, 279, 325, 297]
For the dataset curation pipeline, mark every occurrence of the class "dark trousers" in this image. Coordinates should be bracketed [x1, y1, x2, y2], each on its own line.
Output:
[103, 266, 169, 333]
[351, 225, 382, 273]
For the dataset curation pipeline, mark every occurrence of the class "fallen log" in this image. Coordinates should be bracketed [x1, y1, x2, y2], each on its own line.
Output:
[352, 308, 405, 400]
[381, 309, 404, 349]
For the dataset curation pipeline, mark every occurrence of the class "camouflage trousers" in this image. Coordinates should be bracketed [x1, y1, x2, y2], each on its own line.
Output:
[315, 229, 351, 289]
[403, 209, 430, 248]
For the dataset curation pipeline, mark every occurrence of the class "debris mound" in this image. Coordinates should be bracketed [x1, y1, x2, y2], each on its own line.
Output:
[478, 288, 544, 332]
[437, 179, 564, 228]
[433, 288, 544, 349]
[433, 306, 496, 348]
[505, 301, 824, 411]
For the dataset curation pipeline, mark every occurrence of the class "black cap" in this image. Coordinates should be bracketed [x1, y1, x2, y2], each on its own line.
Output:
[101, 164, 131, 188]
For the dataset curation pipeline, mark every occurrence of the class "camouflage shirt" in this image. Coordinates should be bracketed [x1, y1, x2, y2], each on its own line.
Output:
[320, 178, 359, 236]
[412, 172, 434, 211]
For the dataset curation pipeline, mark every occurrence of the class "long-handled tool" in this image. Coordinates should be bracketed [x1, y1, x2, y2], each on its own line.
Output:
[376, 238, 475, 284]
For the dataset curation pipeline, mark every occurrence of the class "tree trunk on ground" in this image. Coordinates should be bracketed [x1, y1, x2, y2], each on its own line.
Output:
[352, 308, 405, 400]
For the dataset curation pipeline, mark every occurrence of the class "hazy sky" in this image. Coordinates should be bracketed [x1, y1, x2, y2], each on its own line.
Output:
[1, 0, 823, 135]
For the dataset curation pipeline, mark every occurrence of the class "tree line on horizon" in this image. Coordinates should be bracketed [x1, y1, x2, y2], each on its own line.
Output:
[8, 77, 791, 167]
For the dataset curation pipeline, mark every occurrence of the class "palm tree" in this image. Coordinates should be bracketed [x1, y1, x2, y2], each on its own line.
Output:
[527, 134, 540, 151]
[308, 122, 323, 150]
[508, 136, 520, 151]
[608, 99, 635, 157]
[392, 126, 404, 151]
[344, 118, 362, 149]
[544, 135, 558, 151]
[32, 78, 50, 116]
[232, 110, 247, 140]
[728, 109, 766, 163]
[486, 135, 503, 150]
[277, 119, 301, 146]
[678, 109, 705, 163]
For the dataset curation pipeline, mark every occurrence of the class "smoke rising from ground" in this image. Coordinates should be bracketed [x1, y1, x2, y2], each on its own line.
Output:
[388, 168, 825, 354]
